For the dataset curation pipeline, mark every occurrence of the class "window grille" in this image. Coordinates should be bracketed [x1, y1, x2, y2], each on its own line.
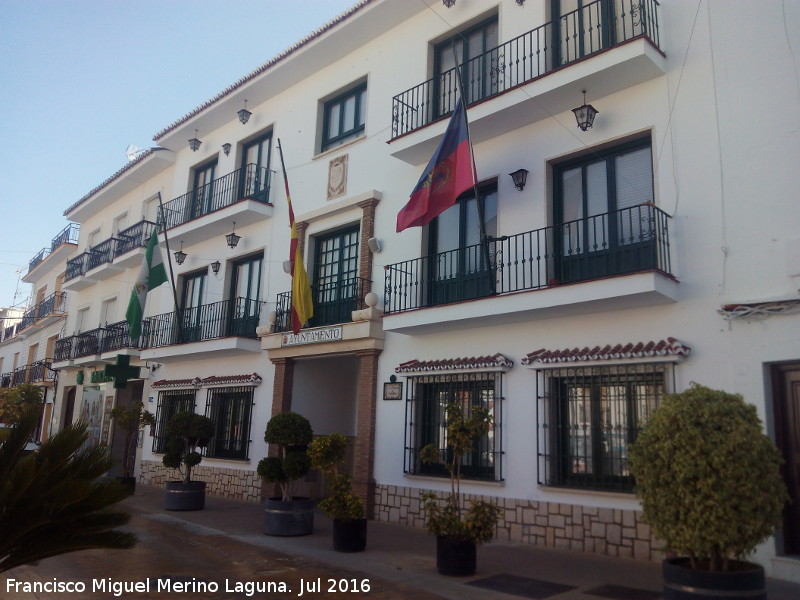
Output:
[152, 389, 196, 453]
[404, 372, 503, 481]
[536, 362, 671, 492]
[203, 386, 254, 461]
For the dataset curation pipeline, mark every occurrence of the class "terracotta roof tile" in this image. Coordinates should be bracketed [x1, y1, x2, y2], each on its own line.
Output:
[521, 337, 691, 366]
[152, 373, 262, 389]
[395, 353, 513, 373]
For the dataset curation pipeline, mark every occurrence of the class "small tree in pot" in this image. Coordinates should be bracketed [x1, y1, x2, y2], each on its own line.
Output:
[308, 433, 365, 552]
[629, 383, 789, 599]
[420, 402, 500, 576]
[162, 411, 214, 511]
[258, 411, 314, 536]
[109, 401, 155, 493]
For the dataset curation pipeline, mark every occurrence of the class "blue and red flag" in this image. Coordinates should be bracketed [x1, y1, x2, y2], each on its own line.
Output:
[396, 99, 475, 232]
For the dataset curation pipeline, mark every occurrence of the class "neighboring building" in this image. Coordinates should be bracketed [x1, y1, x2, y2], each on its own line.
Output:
[11, 0, 799, 582]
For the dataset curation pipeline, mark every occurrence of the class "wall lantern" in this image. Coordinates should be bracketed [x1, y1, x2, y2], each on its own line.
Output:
[238, 99, 252, 125]
[367, 237, 383, 253]
[188, 130, 202, 152]
[516, 0, 526, 5]
[174, 241, 187, 265]
[442, 0, 455, 7]
[572, 90, 598, 132]
[211, 260, 221, 274]
[225, 222, 241, 249]
[222, 143, 231, 156]
[509, 168, 529, 191]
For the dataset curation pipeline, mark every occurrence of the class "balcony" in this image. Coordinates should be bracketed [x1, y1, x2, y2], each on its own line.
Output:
[140, 297, 265, 362]
[23, 223, 80, 283]
[12, 361, 58, 386]
[63, 220, 156, 289]
[273, 277, 371, 333]
[18, 292, 67, 333]
[101, 320, 141, 355]
[0, 372, 11, 388]
[383, 204, 678, 334]
[390, 0, 665, 164]
[158, 163, 273, 246]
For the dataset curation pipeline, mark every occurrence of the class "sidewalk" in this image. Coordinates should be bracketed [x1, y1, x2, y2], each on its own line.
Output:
[118, 485, 800, 600]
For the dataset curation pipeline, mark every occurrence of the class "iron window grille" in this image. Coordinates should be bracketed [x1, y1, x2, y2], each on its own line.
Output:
[404, 371, 503, 482]
[152, 389, 197, 454]
[203, 386, 254, 461]
[536, 362, 672, 492]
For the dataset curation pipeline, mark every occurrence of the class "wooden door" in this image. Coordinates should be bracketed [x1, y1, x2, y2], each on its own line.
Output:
[774, 363, 800, 555]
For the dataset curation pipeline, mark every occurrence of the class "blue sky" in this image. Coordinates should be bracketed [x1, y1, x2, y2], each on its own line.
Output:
[0, 0, 356, 310]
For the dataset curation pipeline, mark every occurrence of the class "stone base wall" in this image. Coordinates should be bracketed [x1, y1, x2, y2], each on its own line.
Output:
[374, 483, 661, 562]
[141, 460, 262, 503]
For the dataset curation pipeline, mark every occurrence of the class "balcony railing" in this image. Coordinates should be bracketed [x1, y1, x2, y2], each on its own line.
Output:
[391, 0, 661, 138]
[3, 323, 17, 342]
[27, 223, 80, 274]
[143, 297, 265, 349]
[74, 328, 105, 358]
[0, 373, 11, 388]
[27, 361, 57, 384]
[101, 319, 140, 353]
[54, 337, 74, 362]
[64, 219, 156, 282]
[159, 163, 272, 231]
[19, 292, 64, 332]
[274, 277, 371, 333]
[384, 204, 671, 314]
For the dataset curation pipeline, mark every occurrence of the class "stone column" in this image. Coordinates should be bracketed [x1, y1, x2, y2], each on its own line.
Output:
[352, 347, 381, 518]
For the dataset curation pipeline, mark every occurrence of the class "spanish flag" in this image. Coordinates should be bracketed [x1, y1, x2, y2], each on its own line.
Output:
[277, 140, 313, 334]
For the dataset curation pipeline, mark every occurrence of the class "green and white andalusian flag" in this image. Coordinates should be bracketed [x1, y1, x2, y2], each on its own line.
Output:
[125, 228, 168, 340]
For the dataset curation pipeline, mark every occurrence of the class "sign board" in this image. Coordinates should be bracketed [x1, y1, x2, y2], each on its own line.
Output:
[281, 326, 343, 347]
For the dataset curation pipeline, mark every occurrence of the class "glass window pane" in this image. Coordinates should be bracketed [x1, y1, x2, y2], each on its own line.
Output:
[343, 95, 356, 131]
[328, 104, 341, 139]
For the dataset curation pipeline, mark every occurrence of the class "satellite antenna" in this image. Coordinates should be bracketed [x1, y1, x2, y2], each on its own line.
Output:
[125, 144, 147, 161]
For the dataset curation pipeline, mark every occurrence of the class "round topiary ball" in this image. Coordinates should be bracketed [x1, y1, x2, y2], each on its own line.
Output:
[264, 411, 313, 447]
[629, 383, 788, 570]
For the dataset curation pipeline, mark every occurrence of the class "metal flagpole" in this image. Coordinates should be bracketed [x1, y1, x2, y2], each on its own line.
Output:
[156, 192, 184, 341]
[451, 43, 496, 295]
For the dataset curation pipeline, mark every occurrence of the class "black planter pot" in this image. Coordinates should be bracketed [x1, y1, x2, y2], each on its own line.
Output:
[663, 557, 766, 600]
[264, 497, 315, 536]
[332, 518, 367, 552]
[164, 481, 206, 511]
[436, 536, 476, 576]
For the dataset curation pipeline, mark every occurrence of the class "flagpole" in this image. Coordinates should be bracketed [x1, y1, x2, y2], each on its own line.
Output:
[156, 192, 184, 341]
[451, 44, 496, 295]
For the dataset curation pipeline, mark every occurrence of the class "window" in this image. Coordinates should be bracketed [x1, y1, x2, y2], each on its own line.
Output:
[428, 183, 497, 305]
[554, 138, 657, 283]
[204, 386, 254, 460]
[312, 226, 360, 327]
[404, 372, 502, 481]
[434, 16, 498, 116]
[228, 253, 263, 336]
[537, 363, 667, 492]
[241, 133, 272, 203]
[76, 307, 90, 333]
[112, 212, 128, 235]
[152, 389, 196, 453]
[100, 297, 117, 326]
[322, 83, 366, 151]
[181, 270, 207, 343]
[191, 160, 217, 218]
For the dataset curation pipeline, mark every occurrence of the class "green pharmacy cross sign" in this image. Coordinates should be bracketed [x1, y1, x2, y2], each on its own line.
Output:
[104, 355, 141, 389]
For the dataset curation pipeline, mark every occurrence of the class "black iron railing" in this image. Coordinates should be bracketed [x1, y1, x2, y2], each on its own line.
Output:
[114, 220, 157, 257]
[27, 360, 57, 384]
[384, 204, 671, 314]
[26, 223, 80, 274]
[3, 324, 17, 341]
[54, 337, 74, 362]
[38, 291, 67, 320]
[273, 276, 371, 333]
[11, 367, 27, 387]
[159, 164, 272, 231]
[101, 319, 140, 353]
[87, 238, 117, 271]
[65, 253, 89, 281]
[19, 305, 38, 332]
[143, 297, 265, 349]
[392, 0, 660, 138]
[0, 373, 11, 388]
[74, 328, 104, 358]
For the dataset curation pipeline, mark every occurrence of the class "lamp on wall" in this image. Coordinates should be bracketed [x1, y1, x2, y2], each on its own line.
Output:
[188, 130, 202, 152]
[442, 0, 456, 7]
[211, 260, 221, 274]
[225, 222, 241, 249]
[572, 90, 599, 132]
[238, 99, 252, 125]
[509, 168, 529, 191]
[174, 241, 187, 265]
[222, 143, 231, 156]
[367, 237, 382, 253]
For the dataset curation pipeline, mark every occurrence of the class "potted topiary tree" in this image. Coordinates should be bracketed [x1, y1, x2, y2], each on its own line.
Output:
[419, 402, 500, 576]
[257, 411, 314, 536]
[629, 383, 789, 600]
[162, 410, 214, 511]
[308, 433, 366, 552]
[109, 401, 155, 494]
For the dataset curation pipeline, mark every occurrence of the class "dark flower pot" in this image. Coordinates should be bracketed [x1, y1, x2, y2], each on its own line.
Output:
[663, 557, 766, 600]
[436, 535, 476, 576]
[264, 497, 314, 536]
[332, 518, 367, 552]
[164, 481, 206, 511]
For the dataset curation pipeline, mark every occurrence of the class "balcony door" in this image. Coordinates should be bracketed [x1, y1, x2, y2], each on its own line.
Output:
[229, 253, 263, 337]
[242, 134, 271, 203]
[191, 160, 217, 219]
[428, 184, 497, 306]
[180, 270, 206, 343]
[554, 139, 655, 283]
[434, 16, 498, 117]
[312, 226, 359, 327]
[551, 0, 616, 67]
